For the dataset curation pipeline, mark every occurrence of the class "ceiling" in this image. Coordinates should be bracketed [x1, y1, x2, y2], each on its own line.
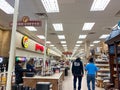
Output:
[0, 0, 120, 56]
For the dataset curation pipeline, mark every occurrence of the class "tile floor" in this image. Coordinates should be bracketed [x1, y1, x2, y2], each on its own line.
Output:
[62, 70, 104, 90]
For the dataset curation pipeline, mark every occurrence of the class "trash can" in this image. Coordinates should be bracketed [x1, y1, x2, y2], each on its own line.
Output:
[36, 82, 52, 90]
[65, 68, 68, 76]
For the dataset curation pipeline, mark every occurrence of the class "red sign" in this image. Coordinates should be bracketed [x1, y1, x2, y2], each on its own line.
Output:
[10, 16, 42, 27]
[35, 44, 44, 52]
[62, 52, 72, 55]
[10, 21, 42, 26]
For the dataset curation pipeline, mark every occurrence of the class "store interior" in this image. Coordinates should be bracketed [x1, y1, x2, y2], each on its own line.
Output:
[0, 0, 120, 90]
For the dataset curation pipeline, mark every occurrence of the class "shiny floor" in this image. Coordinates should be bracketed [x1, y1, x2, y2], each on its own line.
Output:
[62, 70, 104, 90]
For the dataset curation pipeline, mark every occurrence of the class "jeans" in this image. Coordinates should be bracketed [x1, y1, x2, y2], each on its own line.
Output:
[73, 75, 82, 90]
[87, 74, 95, 90]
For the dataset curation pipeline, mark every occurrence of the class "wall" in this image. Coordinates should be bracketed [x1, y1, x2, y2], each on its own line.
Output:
[0, 29, 11, 57]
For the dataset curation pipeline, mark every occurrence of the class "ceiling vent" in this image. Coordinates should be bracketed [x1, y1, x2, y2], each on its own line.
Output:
[35, 13, 48, 17]
[115, 10, 120, 17]
[104, 27, 112, 31]
[88, 32, 96, 34]
[49, 32, 57, 35]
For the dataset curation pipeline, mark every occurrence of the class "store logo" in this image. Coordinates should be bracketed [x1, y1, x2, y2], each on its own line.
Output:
[35, 44, 44, 52]
[22, 36, 29, 48]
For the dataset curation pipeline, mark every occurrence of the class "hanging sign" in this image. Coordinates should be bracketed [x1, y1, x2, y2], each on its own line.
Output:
[62, 52, 72, 55]
[10, 16, 42, 26]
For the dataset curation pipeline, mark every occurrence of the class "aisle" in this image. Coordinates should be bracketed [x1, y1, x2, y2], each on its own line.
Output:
[62, 70, 104, 90]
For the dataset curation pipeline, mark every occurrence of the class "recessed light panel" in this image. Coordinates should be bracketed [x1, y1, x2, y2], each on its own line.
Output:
[99, 34, 109, 39]
[53, 23, 63, 31]
[58, 35, 65, 39]
[61, 41, 66, 44]
[76, 41, 83, 43]
[25, 26, 37, 31]
[41, 0, 59, 13]
[93, 41, 100, 43]
[0, 0, 14, 14]
[79, 35, 87, 39]
[82, 22, 95, 30]
[90, 0, 110, 11]
[37, 35, 45, 39]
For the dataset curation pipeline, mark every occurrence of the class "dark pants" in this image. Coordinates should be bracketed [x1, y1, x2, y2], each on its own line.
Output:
[87, 74, 95, 90]
[73, 75, 82, 90]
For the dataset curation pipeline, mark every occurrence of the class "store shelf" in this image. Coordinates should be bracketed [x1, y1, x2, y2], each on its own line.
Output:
[95, 59, 110, 88]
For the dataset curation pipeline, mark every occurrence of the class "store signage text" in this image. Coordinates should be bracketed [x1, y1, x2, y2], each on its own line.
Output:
[35, 44, 44, 52]
[10, 16, 42, 26]
[62, 52, 72, 55]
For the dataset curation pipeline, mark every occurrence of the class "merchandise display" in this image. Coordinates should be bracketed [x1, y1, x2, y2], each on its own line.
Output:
[95, 59, 110, 88]
[106, 30, 120, 89]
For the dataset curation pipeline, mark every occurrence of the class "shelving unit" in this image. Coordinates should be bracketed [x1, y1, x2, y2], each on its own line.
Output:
[95, 59, 110, 88]
[105, 32, 120, 89]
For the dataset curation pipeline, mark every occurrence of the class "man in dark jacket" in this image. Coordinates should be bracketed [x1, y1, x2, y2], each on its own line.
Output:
[15, 61, 28, 84]
[72, 57, 84, 90]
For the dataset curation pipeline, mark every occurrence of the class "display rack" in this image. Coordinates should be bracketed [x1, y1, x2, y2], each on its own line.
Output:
[105, 32, 120, 89]
[95, 59, 110, 88]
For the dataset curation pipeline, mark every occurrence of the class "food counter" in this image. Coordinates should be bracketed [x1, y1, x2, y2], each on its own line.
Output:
[23, 72, 64, 90]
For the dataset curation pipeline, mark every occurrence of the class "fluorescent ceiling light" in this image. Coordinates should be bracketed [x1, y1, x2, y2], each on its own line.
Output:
[58, 35, 65, 39]
[46, 41, 51, 43]
[41, 0, 59, 13]
[61, 41, 66, 44]
[79, 35, 87, 39]
[90, 0, 110, 11]
[75, 45, 80, 47]
[25, 26, 37, 31]
[90, 44, 94, 46]
[99, 34, 109, 39]
[74, 47, 79, 50]
[50, 45, 54, 47]
[62, 45, 67, 47]
[93, 40, 100, 43]
[0, 0, 14, 14]
[37, 35, 45, 39]
[53, 23, 63, 31]
[76, 41, 83, 43]
[81, 49, 84, 50]
[82, 22, 95, 30]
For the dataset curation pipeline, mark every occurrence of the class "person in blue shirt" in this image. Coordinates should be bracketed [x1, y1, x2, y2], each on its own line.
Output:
[72, 57, 84, 90]
[26, 58, 36, 73]
[85, 58, 99, 90]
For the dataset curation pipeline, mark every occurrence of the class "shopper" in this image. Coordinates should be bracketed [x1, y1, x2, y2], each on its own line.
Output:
[26, 58, 36, 73]
[15, 61, 28, 84]
[85, 58, 99, 90]
[72, 57, 84, 90]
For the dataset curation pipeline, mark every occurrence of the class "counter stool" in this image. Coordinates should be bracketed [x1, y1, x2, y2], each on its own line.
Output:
[36, 82, 52, 90]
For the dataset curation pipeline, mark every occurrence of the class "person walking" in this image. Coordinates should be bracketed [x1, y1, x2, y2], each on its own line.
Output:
[85, 57, 99, 90]
[72, 57, 84, 90]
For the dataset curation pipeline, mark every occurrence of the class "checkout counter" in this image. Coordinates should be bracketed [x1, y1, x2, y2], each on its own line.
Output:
[23, 72, 64, 90]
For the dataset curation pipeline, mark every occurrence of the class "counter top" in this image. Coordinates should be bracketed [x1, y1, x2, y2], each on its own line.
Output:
[23, 72, 63, 80]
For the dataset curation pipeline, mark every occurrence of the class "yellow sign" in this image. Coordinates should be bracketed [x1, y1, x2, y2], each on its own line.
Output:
[22, 36, 29, 48]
